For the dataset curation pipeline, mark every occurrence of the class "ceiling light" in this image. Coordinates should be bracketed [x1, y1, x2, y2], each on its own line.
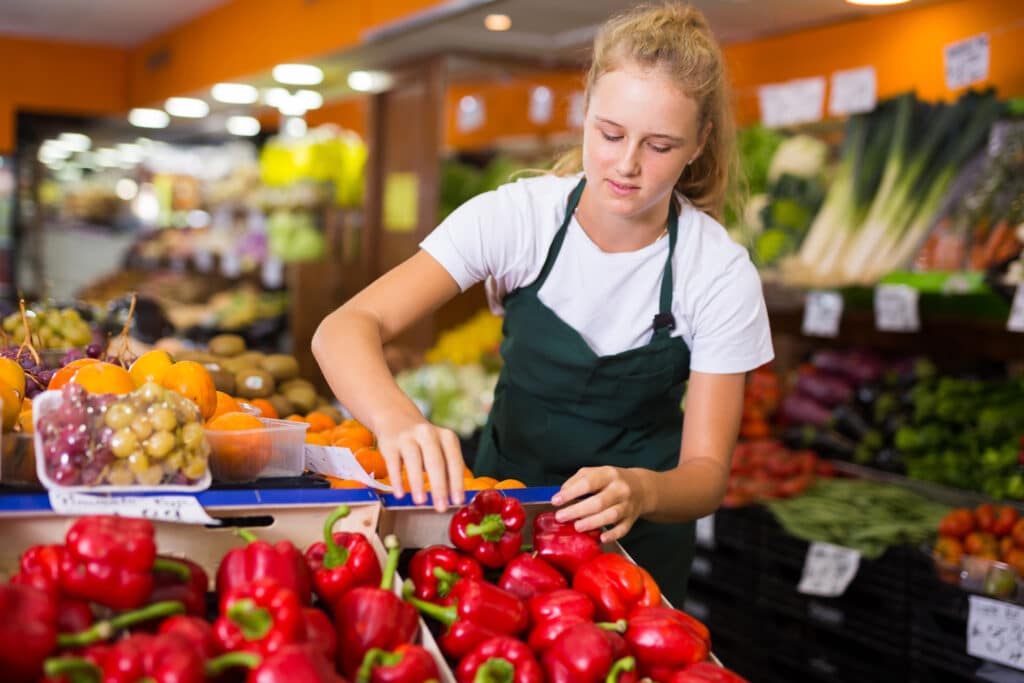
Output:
[278, 96, 307, 117]
[844, 0, 909, 5]
[115, 178, 138, 201]
[347, 70, 394, 93]
[38, 142, 70, 163]
[272, 63, 323, 86]
[283, 117, 307, 138]
[227, 116, 261, 136]
[58, 133, 91, 152]
[211, 82, 259, 104]
[295, 90, 324, 110]
[165, 97, 209, 118]
[118, 143, 144, 164]
[484, 14, 511, 31]
[263, 87, 290, 108]
[96, 148, 120, 167]
[129, 108, 170, 129]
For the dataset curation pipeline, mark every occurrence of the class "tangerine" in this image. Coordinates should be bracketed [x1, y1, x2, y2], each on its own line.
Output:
[208, 391, 242, 422]
[354, 447, 388, 480]
[129, 350, 173, 387]
[305, 411, 336, 433]
[48, 358, 100, 390]
[0, 358, 26, 399]
[71, 362, 135, 395]
[0, 379, 21, 431]
[331, 425, 374, 449]
[250, 398, 278, 419]
[305, 432, 329, 446]
[162, 361, 217, 420]
[205, 411, 271, 483]
[495, 479, 527, 489]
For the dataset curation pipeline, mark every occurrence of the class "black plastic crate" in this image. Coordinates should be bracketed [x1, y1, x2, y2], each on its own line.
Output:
[684, 578, 757, 645]
[689, 542, 758, 600]
[711, 505, 768, 551]
[911, 637, 990, 683]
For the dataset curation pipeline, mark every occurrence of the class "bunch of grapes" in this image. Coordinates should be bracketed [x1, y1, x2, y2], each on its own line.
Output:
[37, 382, 210, 487]
[2, 307, 92, 350]
[0, 346, 51, 399]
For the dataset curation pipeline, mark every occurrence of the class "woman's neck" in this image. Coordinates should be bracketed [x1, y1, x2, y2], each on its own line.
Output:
[574, 185, 672, 253]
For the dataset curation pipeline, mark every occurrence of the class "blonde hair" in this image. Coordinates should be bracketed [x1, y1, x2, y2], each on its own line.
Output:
[552, 3, 737, 220]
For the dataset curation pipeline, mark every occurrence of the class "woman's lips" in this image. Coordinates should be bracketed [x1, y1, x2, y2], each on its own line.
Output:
[607, 179, 639, 196]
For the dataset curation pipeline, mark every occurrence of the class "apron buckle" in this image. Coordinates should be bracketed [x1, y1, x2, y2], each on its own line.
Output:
[653, 312, 676, 332]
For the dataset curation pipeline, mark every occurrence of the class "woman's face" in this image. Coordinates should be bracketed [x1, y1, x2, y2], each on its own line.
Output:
[582, 62, 705, 221]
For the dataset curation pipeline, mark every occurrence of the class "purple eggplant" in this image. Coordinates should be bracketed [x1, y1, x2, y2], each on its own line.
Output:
[795, 373, 854, 408]
[779, 392, 833, 426]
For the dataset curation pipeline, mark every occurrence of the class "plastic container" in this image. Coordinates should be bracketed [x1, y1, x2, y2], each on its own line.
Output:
[1, 431, 41, 488]
[205, 417, 308, 483]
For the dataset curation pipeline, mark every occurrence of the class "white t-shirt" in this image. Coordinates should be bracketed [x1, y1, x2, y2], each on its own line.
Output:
[420, 174, 774, 374]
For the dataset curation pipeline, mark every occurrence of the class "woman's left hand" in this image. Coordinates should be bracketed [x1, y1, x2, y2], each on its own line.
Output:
[551, 466, 653, 544]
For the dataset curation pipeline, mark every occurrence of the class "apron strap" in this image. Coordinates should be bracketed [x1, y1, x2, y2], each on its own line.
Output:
[532, 178, 587, 290]
[653, 199, 680, 339]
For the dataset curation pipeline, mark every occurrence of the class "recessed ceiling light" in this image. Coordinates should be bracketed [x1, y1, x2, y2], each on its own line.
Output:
[278, 96, 307, 117]
[295, 90, 324, 110]
[283, 117, 307, 138]
[211, 83, 259, 104]
[347, 70, 394, 93]
[115, 178, 139, 201]
[117, 143, 144, 164]
[58, 133, 91, 152]
[484, 14, 511, 31]
[165, 97, 209, 118]
[272, 63, 323, 86]
[227, 116, 261, 137]
[845, 0, 910, 5]
[263, 87, 290, 108]
[129, 108, 170, 129]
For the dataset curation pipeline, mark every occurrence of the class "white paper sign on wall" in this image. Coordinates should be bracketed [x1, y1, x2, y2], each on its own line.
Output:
[945, 33, 990, 90]
[1008, 285, 1024, 333]
[829, 66, 877, 116]
[875, 284, 921, 332]
[529, 86, 554, 124]
[261, 256, 284, 289]
[967, 595, 1024, 671]
[798, 542, 861, 597]
[758, 77, 826, 128]
[457, 95, 485, 133]
[802, 290, 844, 338]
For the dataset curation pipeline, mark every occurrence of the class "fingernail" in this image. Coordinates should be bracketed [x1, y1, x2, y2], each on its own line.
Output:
[552, 495, 562, 505]
[555, 511, 565, 522]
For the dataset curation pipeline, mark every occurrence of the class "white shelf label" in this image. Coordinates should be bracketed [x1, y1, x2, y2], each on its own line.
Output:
[758, 77, 826, 128]
[305, 444, 392, 491]
[261, 256, 284, 289]
[798, 542, 861, 597]
[48, 491, 220, 526]
[1008, 285, 1024, 333]
[220, 251, 241, 278]
[945, 33, 990, 90]
[968, 595, 1024, 670]
[802, 290, 844, 338]
[696, 514, 715, 550]
[193, 249, 213, 273]
[529, 86, 554, 124]
[829, 66, 877, 116]
[875, 284, 921, 332]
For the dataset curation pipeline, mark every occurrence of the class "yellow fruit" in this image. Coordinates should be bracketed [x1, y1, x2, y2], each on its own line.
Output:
[0, 379, 21, 431]
[162, 361, 217, 420]
[129, 350, 174, 387]
[72, 362, 135, 395]
[0, 358, 26, 400]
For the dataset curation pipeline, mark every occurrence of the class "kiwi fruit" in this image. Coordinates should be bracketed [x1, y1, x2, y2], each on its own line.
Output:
[234, 351, 265, 368]
[268, 394, 296, 419]
[235, 369, 276, 399]
[316, 404, 343, 424]
[174, 350, 217, 365]
[208, 369, 236, 395]
[208, 334, 247, 357]
[279, 378, 315, 395]
[284, 385, 318, 414]
[261, 354, 300, 382]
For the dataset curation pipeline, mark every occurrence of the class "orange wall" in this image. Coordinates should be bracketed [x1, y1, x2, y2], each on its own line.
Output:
[0, 35, 127, 152]
[306, 98, 367, 138]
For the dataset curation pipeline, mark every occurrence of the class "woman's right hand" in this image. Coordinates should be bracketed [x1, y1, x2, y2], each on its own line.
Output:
[374, 410, 466, 512]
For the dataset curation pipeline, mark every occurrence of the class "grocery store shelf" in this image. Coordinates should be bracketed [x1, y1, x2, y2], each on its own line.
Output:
[832, 461, 1024, 511]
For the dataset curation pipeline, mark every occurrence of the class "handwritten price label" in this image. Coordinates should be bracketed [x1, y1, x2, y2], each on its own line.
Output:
[696, 514, 715, 550]
[798, 542, 861, 597]
[1008, 285, 1024, 333]
[48, 491, 220, 526]
[968, 595, 1024, 670]
[802, 290, 843, 337]
[875, 284, 920, 332]
[945, 33, 990, 90]
[829, 66, 877, 116]
[304, 445, 392, 491]
[758, 77, 826, 128]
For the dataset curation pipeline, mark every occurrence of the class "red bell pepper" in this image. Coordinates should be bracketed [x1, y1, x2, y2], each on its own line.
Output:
[38, 644, 108, 683]
[58, 516, 190, 611]
[159, 615, 219, 660]
[526, 589, 596, 653]
[44, 631, 206, 683]
[218, 528, 313, 606]
[408, 545, 483, 604]
[303, 607, 338, 662]
[456, 636, 544, 683]
[210, 644, 349, 683]
[403, 577, 528, 659]
[149, 556, 209, 618]
[624, 607, 710, 680]
[214, 578, 304, 658]
[305, 505, 383, 605]
[335, 535, 419, 679]
[356, 644, 440, 683]
[541, 621, 637, 683]
[666, 662, 749, 683]
[450, 490, 526, 569]
[0, 583, 58, 683]
[56, 600, 187, 649]
[499, 553, 568, 601]
[11, 546, 94, 634]
[533, 511, 602, 577]
[573, 554, 661, 621]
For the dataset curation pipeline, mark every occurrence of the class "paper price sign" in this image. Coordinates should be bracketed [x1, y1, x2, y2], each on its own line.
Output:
[758, 77, 826, 128]
[874, 284, 920, 332]
[829, 66, 877, 116]
[945, 33, 990, 90]
[968, 595, 1024, 670]
[48, 491, 220, 526]
[696, 514, 715, 550]
[802, 290, 843, 337]
[1008, 285, 1024, 333]
[798, 542, 861, 597]
[305, 445, 392, 491]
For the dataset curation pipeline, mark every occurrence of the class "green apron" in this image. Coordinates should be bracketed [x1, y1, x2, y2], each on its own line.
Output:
[474, 177, 696, 606]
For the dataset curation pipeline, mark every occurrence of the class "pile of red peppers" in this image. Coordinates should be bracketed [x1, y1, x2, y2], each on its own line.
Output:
[1, 489, 746, 683]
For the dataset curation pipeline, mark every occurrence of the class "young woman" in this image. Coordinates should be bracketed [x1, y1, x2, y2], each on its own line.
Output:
[313, 3, 773, 604]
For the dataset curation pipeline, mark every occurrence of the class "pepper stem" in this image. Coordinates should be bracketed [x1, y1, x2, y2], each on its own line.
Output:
[43, 657, 100, 681]
[322, 504, 352, 569]
[380, 534, 401, 590]
[152, 557, 191, 582]
[605, 656, 635, 683]
[237, 528, 260, 544]
[596, 619, 628, 634]
[465, 514, 506, 543]
[227, 598, 274, 641]
[402, 579, 458, 626]
[474, 658, 515, 683]
[357, 647, 403, 683]
[206, 651, 262, 675]
[433, 566, 461, 596]
[57, 600, 186, 648]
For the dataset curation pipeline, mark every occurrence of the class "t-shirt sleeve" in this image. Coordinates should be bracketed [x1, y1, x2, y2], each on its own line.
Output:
[688, 256, 774, 374]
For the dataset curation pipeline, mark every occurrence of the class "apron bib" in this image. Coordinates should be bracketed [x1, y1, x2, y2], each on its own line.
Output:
[474, 178, 696, 605]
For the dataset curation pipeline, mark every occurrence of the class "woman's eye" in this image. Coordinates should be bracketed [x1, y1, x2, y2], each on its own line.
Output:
[649, 144, 671, 154]
[601, 132, 623, 142]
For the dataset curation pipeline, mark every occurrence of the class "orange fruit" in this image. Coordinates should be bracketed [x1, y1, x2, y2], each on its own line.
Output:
[340, 418, 362, 429]
[305, 432, 329, 446]
[16, 409, 33, 433]
[0, 379, 21, 431]
[250, 399, 278, 419]
[305, 411, 336, 433]
[354, 447, 388, 480]
[0, 358, 26, 400]
[495, 479, 527, 489]
[162, 361, 217, 420]
[466, 476, 499, 491]
[205, 411, 271, 482]
[286, 414, 306, 423]
[332, 425, 374, 449]
[48, 358, 100, 390]
[323, 476, 369, 489]
[129, 350, 173, 387]
[71, 362, 135, 395]
[208, 391, 242, 422]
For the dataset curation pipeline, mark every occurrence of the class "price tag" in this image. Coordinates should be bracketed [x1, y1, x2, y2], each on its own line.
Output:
[193, 249, 213, 273]
[48, 491, 220, 526]
[261, 257, 284, 289]
[1008, 285, 1024, 333]
[967, 595, 1024, 670]
[874, 284, 920, 332]
[457, 95, 485, 133]
[304, 445, 392, 491]
[220, 251, 241, 278]
[683, 598, 709, 622]
[758, 77, 826, 128]
[798, 542, 860, 597]
[945, 33, 990, 90]
[696, 514, 715, 550]
[529, 86, 554, 124]
[802, 290, 844, 337]
[828, 66, 876, 116]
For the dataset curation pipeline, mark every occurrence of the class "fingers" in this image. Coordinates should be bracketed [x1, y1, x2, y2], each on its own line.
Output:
[398, 439, 426, 505]
[438, 428, 466, 506]
[380, 442, 405, 499]
[572, 504, 624, 534]
[552, 466, 611, 506]
[601, 519, 634, 544]
[416, 425, 450, 513]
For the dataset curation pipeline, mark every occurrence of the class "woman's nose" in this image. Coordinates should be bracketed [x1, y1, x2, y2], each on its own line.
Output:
[616, 145, 641, 177]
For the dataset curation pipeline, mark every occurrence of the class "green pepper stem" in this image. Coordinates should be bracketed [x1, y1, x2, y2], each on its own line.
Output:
[227, 598, 273, 641]
[357, 647, 403, 683]
[57, 600, 186, 648]
[596, 620, 628, 634]
[380, 534, 401, 590]
[206, 651, 262, 675]
[433, 566, 460, 595]
[322, 504, 352, 569]
[520, 543, 533, 553]
[237, 528, 260, 544]
[474, 657, 515, 683]
[402, 579, 457, 626]
[465, 514, 506, 543]
[605, 656, 635, 683]
[152, 557, 191, 583]
[43, 657, 100, 681]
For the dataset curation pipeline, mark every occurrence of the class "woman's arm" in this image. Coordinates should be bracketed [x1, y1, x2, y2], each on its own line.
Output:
[312, 250, 466, 511]
[552, 370, 744, 542]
